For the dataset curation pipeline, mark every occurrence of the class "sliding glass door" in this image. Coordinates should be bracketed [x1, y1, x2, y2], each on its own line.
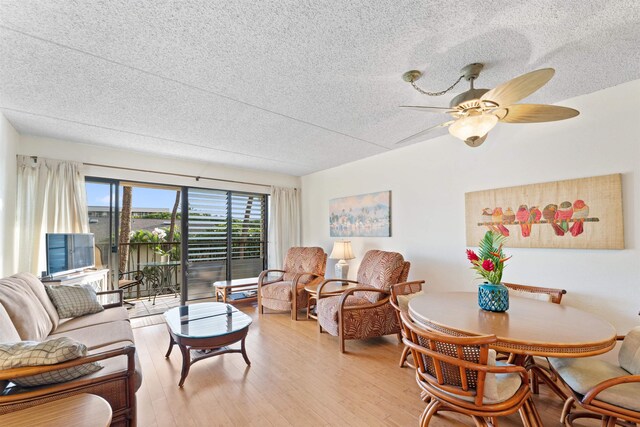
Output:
[85, 178, 119, 288]
[182, 188, 267, 301]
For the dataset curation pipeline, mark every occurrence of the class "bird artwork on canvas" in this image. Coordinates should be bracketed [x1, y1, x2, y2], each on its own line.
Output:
[478, 200, 597, 239]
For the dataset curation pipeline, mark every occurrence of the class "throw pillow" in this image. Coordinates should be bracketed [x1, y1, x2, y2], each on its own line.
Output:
[0, 337, 102, 387]
[45, 284, 104, 319]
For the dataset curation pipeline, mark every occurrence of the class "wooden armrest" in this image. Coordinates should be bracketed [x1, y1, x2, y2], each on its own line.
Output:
[338, 286, 390, 311]
[582, 374, 640, 405]
[258, 269, 285, 287]
[316, 279, 359, 298]
[0, 346, 135, 382]
[96, 289, 123, 308]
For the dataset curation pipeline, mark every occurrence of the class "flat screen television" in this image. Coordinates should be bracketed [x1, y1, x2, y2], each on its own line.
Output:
[45, 233, 96, 276]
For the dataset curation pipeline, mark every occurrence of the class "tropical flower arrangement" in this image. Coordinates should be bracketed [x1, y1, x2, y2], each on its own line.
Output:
[466, 231, 511, 285]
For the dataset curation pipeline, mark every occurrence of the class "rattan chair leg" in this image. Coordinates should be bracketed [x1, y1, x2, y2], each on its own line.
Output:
[472, 415, 490, 427]
[560, 396, 575, 424]
[527, 397, 544, 426]
[420, 400, 441, 427]
[399, 345, 410, 368]
[531, 365, 568, 401]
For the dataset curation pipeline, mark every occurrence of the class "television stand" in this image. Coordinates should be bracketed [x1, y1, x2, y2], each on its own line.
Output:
[40, 268, 109, 292]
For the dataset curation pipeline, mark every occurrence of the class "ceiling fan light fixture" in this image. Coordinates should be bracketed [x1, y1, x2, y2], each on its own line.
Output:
[448, 114, 498, 144]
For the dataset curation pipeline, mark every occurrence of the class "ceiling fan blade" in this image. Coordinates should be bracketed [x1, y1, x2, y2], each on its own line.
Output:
[481, 68, 555, 107]
[400, 105, 457, 114]
[395, 121, 454, 145]
[498, 104, 580, 123]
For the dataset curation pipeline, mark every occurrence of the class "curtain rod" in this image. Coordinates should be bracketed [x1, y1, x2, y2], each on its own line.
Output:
[82, 161, 273, 188]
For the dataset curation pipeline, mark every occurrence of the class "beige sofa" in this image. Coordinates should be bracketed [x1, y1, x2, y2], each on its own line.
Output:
[0, 273, 141, 427]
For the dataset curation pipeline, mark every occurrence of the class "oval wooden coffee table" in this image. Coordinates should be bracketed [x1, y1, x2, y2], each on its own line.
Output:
[164, 302, 252, 387]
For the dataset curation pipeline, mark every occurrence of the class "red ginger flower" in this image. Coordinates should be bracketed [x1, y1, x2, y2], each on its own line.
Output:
[466, 249, 479, 262]
[482, 259, 495, 271]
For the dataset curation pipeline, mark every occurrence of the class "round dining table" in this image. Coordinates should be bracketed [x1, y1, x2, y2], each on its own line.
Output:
[408, 292, 617, 358]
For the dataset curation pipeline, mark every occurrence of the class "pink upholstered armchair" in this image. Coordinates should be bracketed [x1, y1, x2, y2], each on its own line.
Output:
[316, 250, 410, 353]
[258, 247, 327, 321]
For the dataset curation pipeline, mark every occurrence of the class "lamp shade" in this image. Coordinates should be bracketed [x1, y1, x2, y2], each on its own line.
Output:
[329, 241, 355, 260]
[448, 113, 498, 142]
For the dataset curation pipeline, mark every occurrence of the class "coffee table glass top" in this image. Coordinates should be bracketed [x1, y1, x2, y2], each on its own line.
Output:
[164, 302, 252, 339]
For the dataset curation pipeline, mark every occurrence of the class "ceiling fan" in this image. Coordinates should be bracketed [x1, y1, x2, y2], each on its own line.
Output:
[398, 63, 580, 147]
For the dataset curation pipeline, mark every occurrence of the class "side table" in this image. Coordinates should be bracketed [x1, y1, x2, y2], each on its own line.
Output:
[305, 281, 357, 319]
[214, 277, 259, 304]
[0, 393, 112, 427]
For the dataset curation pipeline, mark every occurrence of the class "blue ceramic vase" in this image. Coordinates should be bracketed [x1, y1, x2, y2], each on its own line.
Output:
[478, 283, 509, 312]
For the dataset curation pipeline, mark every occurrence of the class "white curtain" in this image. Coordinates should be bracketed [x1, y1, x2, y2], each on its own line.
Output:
[268, 186, 301, 268]
[16, 156, 89, 274]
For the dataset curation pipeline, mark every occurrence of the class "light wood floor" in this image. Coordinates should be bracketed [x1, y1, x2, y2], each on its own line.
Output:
[134, 304, 573, 427]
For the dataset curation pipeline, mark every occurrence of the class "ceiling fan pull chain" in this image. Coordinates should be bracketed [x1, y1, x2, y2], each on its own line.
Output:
[410, 74, 464, 97]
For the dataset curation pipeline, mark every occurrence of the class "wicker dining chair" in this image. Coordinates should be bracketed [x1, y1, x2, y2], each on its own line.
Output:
[502, 282, 568, 399]
[550, 326, 640, 426]
[257, 247, 327, 320]
[389, 280, 425, 369]
[400, 311, 543, 426]
[502, 282, 567, 304]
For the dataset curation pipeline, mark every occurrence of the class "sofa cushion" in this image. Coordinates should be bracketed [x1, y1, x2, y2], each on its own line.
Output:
[0, 337, 102, 387]
[0, 302, 21, 343]
[54, 307, 130, 334]
[10, 273, 60, 329]
[45, 284, 104, 319]
[49, 320, 134, 350]
[88, 341, 143, 391]
[0, 276, 53, 340]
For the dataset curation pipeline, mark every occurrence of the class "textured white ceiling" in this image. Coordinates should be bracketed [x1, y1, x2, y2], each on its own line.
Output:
[1, 1, 639, 175]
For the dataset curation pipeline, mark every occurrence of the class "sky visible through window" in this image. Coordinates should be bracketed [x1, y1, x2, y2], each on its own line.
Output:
[86, 183, 180, 211]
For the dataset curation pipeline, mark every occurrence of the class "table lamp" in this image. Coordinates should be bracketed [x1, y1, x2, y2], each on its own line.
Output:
[329, 240, 355, 281]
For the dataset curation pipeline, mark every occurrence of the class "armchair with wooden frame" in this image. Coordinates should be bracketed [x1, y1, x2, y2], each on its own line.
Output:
[550, 326, 640, 426]
[257, 247, 327, 321]
[315, 250, 410, 353]
[389, 280, 425, 369]
[400, 311, 543, 426]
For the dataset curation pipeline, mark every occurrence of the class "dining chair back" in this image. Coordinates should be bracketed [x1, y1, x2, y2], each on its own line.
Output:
[502, 282, 566, 304]
[400, 311, 542, 426]
[389, 281, 425, 368]
[501, 282, 569, 399]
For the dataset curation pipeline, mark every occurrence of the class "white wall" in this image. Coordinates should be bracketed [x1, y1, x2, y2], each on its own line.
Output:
[301, 79, 640, 334]
[0, 113, 18, 277]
